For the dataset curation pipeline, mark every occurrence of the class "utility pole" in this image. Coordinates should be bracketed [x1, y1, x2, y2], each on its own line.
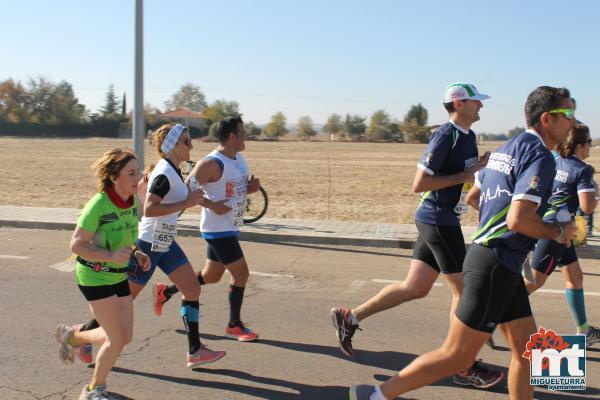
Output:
[133, 0, 145, 168]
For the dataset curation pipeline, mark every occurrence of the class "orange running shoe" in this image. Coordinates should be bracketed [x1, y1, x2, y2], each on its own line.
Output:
[225, 322, 259, 342]
[152, 283, 169, 316]
[187, 345, 226, 368]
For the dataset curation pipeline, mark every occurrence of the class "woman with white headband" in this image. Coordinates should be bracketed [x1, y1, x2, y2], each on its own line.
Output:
[74, 123, 226, 371]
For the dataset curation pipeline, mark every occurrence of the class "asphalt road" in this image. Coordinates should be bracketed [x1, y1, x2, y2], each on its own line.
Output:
[0, 228, 598, 400]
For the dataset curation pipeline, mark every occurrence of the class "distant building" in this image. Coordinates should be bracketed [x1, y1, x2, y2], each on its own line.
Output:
[159, 107, 206, 129]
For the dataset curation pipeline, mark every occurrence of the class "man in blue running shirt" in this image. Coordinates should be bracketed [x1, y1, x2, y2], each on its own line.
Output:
[349, 86, 577, 400]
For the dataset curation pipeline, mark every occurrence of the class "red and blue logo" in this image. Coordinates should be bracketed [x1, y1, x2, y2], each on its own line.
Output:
[522, 327, 586, 391]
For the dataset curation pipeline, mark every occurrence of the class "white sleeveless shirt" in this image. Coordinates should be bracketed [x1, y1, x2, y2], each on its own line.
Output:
[138, 159, 188, 245]
[200, 150, 249, 237]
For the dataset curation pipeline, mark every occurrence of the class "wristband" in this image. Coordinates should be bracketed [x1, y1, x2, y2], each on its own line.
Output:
[552, 222, 564, 242]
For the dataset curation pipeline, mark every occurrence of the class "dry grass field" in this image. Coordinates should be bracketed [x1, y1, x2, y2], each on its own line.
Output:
[1, 136, 598, 224]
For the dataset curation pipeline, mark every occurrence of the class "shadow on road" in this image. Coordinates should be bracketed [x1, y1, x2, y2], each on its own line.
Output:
[111, 366, 346, 399]
[198, 333, 418, 370]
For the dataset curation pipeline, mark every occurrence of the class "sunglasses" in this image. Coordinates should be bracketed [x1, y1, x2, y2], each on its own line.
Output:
[180, 138, 192, 147]
[584, 139, 593, 145]
[548, 108, 576, 120]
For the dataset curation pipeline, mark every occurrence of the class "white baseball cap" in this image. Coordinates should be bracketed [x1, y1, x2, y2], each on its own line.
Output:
[443, 83, 490, 103]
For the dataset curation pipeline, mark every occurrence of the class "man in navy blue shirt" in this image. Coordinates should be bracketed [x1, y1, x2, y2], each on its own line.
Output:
[349, 86, 577, 400]
[334, 83, 502, 391]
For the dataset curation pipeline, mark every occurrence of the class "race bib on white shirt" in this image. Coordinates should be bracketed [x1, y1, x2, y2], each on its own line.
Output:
[225, 178, 248, 227]
[151, 221, 177, 253]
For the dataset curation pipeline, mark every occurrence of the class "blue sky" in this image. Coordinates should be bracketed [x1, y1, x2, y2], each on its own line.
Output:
[2, 0, 599, 135]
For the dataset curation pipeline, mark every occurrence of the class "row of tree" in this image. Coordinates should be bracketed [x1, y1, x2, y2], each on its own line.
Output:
[1, 78, 522, 142]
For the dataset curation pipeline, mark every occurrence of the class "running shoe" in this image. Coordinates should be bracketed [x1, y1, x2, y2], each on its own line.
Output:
[225, 322, 259, 342]
[330, 307, 361, 356]
[77, 343, 93, 364]
[79, 384, 111, 400]
[187, 345, 226, 368]
[584, 326, 600, 347]
[452, 359, 504, 389]
[349, 384, 377, 400]
[54, 323, 75, 364]
[152, 283, 169, 316]
[73, 325, 93, 364]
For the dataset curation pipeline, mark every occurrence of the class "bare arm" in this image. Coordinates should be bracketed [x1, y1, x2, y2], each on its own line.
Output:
[144, 190, 204, 217]
[412, 168, 472, 193]
[412, 151, 490, 193]
[578, 191, 598, 215]
[506, 200, 576, 245]
[247, 174, 260, 194]
[466, 185, 481, 211]
[188, 158, 231, 215]
[70, 226, 131, 264]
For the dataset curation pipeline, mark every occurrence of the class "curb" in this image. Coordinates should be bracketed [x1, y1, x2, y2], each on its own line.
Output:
[1, 219, 416, 249]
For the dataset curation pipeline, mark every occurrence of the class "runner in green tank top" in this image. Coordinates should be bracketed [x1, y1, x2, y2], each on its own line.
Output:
[53, 148, 150, 400]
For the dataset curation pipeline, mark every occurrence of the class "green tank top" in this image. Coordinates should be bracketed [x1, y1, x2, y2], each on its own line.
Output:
[75, 192, 139, 286]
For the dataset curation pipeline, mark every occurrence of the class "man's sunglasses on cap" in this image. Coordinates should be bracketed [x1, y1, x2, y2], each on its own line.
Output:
[548, 108, 576, 120]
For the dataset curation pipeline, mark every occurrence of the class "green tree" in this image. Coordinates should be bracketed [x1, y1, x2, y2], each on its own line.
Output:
[403, 103, 428, 126]
[202, 99, 240, 124]
[366, 109, 392, 141]
[26, 77, 56, 124]
[322, 113, 343, 139]
[164, 83, 207, 112]
[343, 114, 366, 141]
[121, 93, 127, 117]
[263, 112, 289, 139]
[402, 118, 430, 143]
[100, 84, 119, 118]
[297, 116, 317, 140]
[507, 126, 525, 138]
[25, 77, 87, 124]
[245, 121, 262, 138]
[51, 81, 87, 123]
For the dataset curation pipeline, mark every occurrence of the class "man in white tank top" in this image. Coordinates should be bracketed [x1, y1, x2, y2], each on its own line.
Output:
[154, 116, 261, 342]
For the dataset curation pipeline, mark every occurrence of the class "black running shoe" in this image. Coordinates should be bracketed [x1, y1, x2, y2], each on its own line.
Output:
[330, 307, 361, 356]
[452, 359, 504, 389]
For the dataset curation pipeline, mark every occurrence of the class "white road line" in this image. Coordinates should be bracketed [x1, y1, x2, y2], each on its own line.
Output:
[0, 255, 30, 260]
[250, 271, 295, 278]
[538, 288, 600, 297]
[49, 258, 76, 272]
[372, 278, 444, 287]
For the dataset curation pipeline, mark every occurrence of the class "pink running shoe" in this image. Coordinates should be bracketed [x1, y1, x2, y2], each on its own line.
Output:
[73, 325, 93, 364]
[152, 283, 169, 316]
[225, 322, 259, 342]
[186, 345, 226, 368]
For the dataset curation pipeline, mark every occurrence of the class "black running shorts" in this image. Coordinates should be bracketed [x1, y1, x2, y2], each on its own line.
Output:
[456, 244, 533, 333]
[531, 239, 578, 276]
[205, 236, 244, 265]
[78, 278, 131, 301]
[413, 221, 466, 274]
